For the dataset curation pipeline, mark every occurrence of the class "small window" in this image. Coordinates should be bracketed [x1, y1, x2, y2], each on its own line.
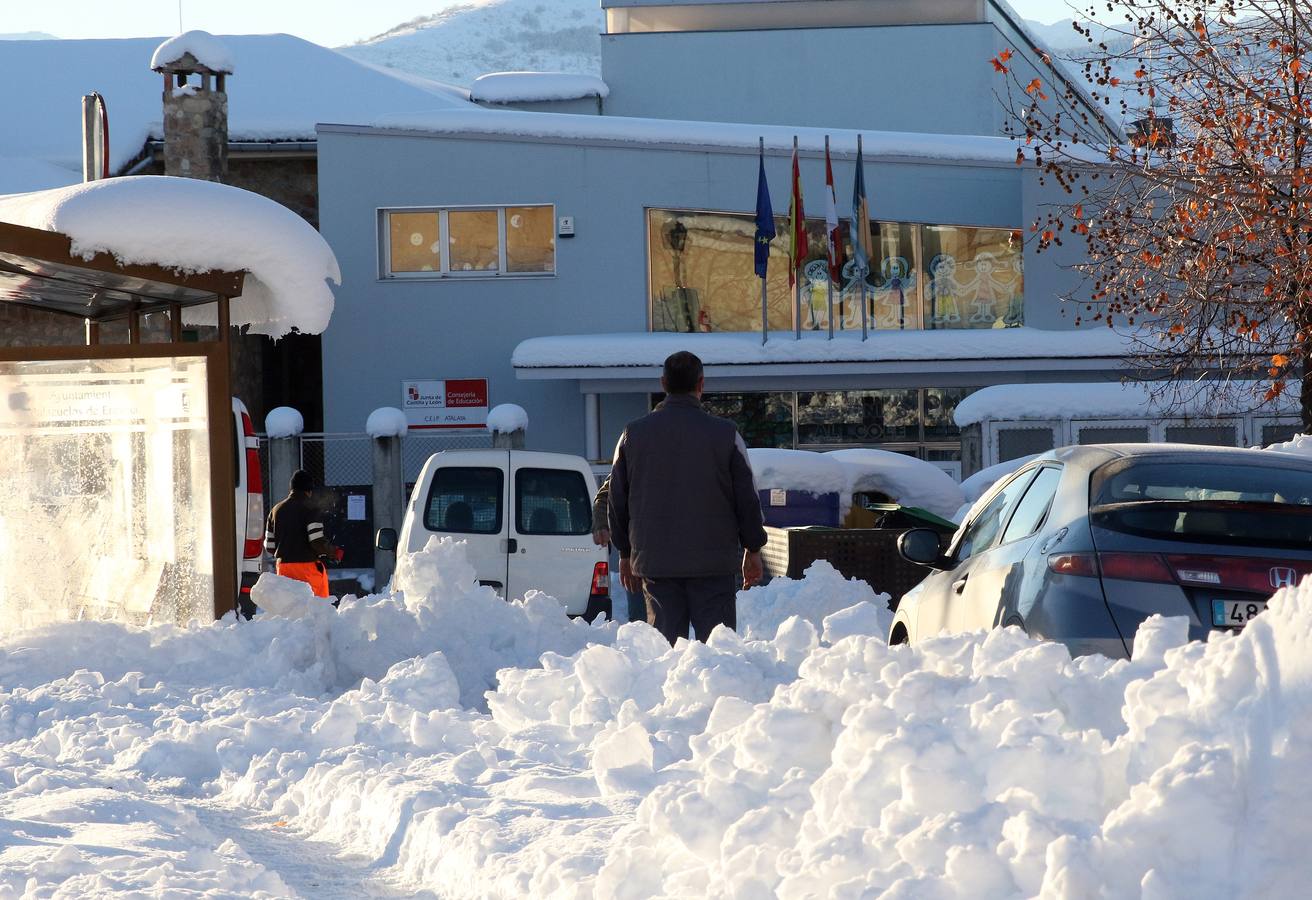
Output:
[1163, 425, 1237, 447]
[424, 467, 503, 534]
[956, 468, 1038, 562]
[1077, 426, 1150, 445]
[1000, 466, 1063, 544]
[998, 427, 1056, 461]
[516, 468, 592, 535]
[382, 206, 555, 278]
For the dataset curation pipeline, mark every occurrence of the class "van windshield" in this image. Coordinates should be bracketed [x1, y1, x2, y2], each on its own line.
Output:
[424, 467, 503, 534]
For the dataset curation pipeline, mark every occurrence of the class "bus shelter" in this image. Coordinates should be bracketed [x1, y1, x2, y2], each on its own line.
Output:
[0, 220, 245, 628]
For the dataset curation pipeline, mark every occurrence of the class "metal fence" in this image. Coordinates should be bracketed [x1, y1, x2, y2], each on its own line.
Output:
[256, 431, 495, 514]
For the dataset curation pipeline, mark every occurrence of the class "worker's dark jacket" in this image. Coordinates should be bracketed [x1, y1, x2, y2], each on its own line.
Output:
[264, 492, 328, 563]
[608, 393, 766, 578]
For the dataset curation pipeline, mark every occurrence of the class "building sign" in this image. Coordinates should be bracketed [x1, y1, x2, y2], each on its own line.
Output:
[401, 378, 489, 430]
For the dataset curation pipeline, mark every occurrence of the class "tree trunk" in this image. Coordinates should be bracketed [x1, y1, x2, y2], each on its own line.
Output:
[1303, 351, 1312, 434]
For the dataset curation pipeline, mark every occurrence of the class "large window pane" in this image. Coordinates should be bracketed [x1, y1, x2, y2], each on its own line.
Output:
[797, 389, 919, 445]
[868, 222, 920, 331]
[506, 206, 555, 273]
[388, 212, 442, 273]
[920, 225, 1023, 329]
[448, 210, 500, 273]
[924, 387, 973, 442]
[701, 392, 795, 448]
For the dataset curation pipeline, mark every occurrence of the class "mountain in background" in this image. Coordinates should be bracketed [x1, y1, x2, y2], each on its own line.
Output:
[341, 0, 601, 85]
[0, 31, 58, 40]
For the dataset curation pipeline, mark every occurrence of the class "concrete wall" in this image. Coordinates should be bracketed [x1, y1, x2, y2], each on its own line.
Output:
[318, 127, 1046, 458]
[600, 24, 1002, 135]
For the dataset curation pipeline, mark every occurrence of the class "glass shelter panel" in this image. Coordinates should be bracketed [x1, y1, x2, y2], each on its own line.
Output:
[0, 356, 214, 630]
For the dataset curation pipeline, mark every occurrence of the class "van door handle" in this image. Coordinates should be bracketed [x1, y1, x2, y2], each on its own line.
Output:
[501, 538, 518, 554]
[952, 575, 968, 594]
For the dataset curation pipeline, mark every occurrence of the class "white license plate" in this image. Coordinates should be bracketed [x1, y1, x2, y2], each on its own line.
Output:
[1212, 599, 1267, 628]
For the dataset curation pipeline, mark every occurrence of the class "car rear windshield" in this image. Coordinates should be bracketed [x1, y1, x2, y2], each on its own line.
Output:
[1091, 460, 1312, 546]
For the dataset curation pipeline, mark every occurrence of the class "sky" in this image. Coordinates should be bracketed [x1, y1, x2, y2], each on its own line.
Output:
[3, 0, 1095, 48]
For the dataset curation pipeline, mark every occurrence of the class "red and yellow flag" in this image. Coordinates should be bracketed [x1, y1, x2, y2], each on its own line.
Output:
[788, 143, 807, 288]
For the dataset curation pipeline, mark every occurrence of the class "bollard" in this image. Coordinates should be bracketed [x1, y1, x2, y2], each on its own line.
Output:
[372, 433, 404, 589]
[268, 435, 301, 509]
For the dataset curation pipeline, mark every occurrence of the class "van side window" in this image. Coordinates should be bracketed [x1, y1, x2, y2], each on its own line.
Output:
[516, 468, 592, 535]
[424, 467, 503, 534]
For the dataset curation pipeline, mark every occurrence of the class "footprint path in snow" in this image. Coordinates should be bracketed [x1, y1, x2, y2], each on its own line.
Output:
[186, 797, 440, 899]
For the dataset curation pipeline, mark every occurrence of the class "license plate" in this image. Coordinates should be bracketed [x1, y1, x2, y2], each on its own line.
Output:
[1212, 599, 1267, 628]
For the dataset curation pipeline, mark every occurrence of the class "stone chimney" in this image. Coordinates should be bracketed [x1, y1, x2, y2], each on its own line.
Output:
[151, 32, 233, 182]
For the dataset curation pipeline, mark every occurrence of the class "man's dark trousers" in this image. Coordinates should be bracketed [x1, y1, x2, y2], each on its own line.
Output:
[642, 575, 737, 644]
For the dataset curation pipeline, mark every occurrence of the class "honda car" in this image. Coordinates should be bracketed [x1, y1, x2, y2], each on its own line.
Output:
[890, 444, 1312, 658]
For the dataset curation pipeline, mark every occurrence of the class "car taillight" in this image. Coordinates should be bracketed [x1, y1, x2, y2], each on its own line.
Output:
[1165, 554, 1312, 593]
[1048, 553, 1099, 577]
[1098, 552, 1175, 584]
[241, 411, 264, 559]
[591, 561, 609, 597]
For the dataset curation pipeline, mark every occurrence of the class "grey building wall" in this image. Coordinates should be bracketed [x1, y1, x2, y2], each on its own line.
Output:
[319, 126, 1041, 458]
[601, 24, 1002, 135]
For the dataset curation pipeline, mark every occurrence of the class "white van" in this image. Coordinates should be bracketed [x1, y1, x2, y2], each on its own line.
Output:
[389, 449, 611, 619]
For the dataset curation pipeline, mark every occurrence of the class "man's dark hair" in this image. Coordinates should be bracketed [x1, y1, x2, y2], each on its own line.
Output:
[290, 469, 314, 493]
[662, 351, 704, 394]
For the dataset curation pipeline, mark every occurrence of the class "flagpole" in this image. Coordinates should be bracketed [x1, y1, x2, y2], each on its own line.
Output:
[760, 137, 768, 346]
[859, 134, 869, 343]
[825, 136, 835, 341]
[793, 136, 801, 341]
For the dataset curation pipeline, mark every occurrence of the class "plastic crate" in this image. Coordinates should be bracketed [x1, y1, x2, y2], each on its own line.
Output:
[759, 525, 938, 610]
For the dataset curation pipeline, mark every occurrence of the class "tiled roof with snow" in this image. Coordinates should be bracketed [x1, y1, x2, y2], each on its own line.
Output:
[0, 34, 474, 195]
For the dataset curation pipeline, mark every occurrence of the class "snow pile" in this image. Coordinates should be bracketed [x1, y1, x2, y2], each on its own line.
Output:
[151, 30, 235, 72]
[486, 402, 529, 434]
[1264, 432, 1312, 458]
[471, 72, 609, 103]
[365, 406, 408, 438]
[828, 447, 965, 519]
[748, 448, 847, 496]
[513, 327, 1139, 369]
[11, 534, 1312, 897]
[263, 406, 304, 438]
[737, 559, 891, 640]
[0, 176, 340, 337]
[955, 380, 1297, 425]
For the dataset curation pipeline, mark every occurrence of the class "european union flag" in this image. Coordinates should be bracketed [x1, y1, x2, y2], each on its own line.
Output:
[754, 144, 776, 279]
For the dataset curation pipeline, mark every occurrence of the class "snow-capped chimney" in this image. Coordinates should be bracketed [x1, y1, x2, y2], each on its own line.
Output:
[151, 31, 234, 182]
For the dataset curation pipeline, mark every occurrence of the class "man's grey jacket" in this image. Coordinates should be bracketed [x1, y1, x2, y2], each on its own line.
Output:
[607, 393, 767, 578]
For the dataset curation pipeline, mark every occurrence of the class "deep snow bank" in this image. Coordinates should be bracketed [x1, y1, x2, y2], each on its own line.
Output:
[4, 537, 1312, 898]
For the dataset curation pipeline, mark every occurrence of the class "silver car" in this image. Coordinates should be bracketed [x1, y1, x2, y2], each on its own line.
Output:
[890, 444, 1312, 658]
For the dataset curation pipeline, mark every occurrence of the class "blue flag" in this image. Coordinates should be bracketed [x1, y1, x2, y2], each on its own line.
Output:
[754, 147, 776, 279]
[849, 141, 872, 278]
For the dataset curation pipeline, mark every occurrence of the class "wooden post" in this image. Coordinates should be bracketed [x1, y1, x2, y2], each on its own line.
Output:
[170, 302, 183, 343]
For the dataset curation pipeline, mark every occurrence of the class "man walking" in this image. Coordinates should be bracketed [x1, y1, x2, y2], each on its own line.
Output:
[607, 351, 766, 644]
[591, 475, 647, 625]
[264, 469, 343, 600]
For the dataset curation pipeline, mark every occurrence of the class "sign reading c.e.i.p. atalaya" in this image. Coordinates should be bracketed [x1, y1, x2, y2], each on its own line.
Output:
[401, 378, 489, 430]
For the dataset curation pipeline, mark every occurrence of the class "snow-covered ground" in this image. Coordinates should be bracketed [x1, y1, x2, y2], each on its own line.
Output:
[3, 535, 1310, 897]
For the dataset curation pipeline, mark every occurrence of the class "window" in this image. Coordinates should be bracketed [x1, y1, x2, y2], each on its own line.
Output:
[1163, 425, 1238, 447]
[1000, 466, 1063, 543]
[997, 426, 1057, 462]
[424, 467, 503, 534]
[382, 206, 555, 278]
[956, 468, 1038, 562]
[701, 392, 795, 448]
[516, 468, 592, 535]
[1077, 426, 1151, 445]
[797, 389, 919, 444]
[648, 209, 1023, 333]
